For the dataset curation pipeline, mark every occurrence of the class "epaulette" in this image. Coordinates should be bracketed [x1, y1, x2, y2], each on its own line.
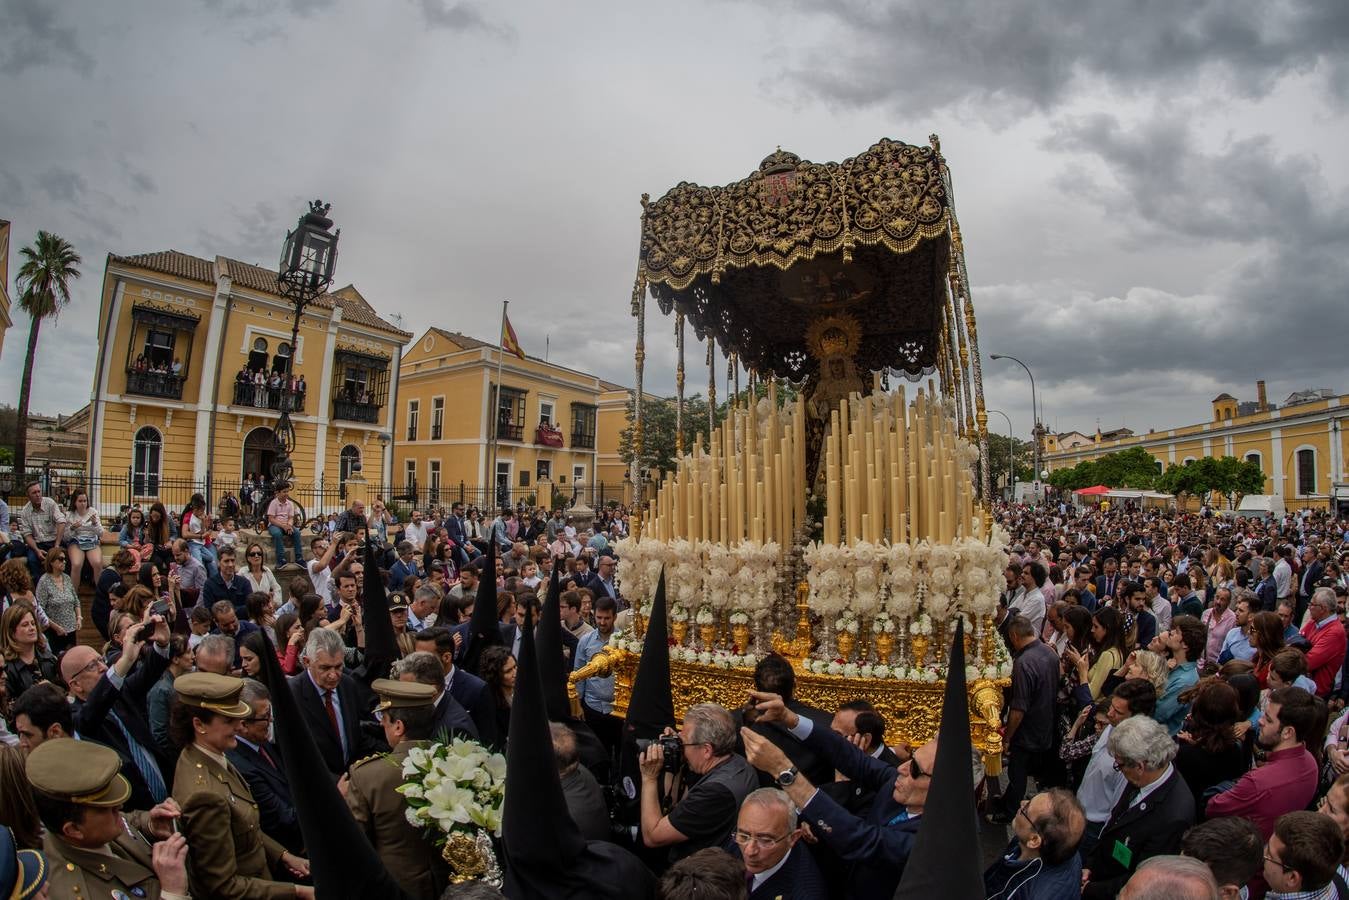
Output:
[350, 754, 383, 770]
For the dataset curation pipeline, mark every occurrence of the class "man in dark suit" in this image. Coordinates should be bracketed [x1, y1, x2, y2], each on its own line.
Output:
[1256, 557, 1279, 611]
[818, 702, 903, 815]
[1124, 583, 1158, 650]
[1298, 547, 1325, 622]
[1095, 557, 1120, 606]
[61, 617, 175, 809]
[288, 628, 386, 777]
[414, 627, 499, 749]
[740, 654, 836, 789]
[1082, 715, 1195, 898]
[728, 787, 827, 899]
[395, 649, 478, 740]
[742, 691, 928, 900]
[501, 593, 578, 665]
[228, 678, 303, 852]
[199, 545, 253, 616]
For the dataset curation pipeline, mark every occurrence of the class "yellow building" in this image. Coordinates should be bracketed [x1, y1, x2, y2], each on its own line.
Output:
[85, 250, 411, 514]
[0, 220, 13, 361]
[1044, 380, 1349, 511]
[395, 328, 631, 510]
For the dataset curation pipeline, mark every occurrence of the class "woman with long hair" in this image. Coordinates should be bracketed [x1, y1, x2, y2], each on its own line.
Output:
[245, 590, 276, 630]
[119, 506, 155, 565]
[240, 542, 283, 607]
[2, 603, 60, 698]
[1174, 679, 1248, 815]
[1249, 611, 1286, 688]
[64, 488, 105, 588]
[147, 633, 195, 757]
[35, 546, 81, 654]
[0, 743, 41, 849]
[0, 559, 37, 610]
[1086, 607, 1128, 699]
[272, 613, 304, 675]
[145, 502, 175, 568]
[479, 645, 516, 745]
[138, 561, 181, 630]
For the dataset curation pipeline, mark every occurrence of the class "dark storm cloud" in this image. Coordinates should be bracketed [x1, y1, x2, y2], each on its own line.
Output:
[411, 0, 514, 37]
[0, 0, 93, 76]
[976, 113, 1349, 417]
[769, 0, 1349, 116]
[34, 167, 88, 205]
[197, 200, 299, 267]
[120, 161, 158, 197]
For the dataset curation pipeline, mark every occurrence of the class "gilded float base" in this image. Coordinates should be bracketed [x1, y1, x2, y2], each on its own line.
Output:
[576, 647, 1007, 771]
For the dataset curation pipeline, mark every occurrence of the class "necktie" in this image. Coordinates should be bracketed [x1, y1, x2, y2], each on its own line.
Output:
[746, 873, 755, 895]
[259, 744, 278, 770]
[886, 809, 910, 826]
[324, 690, 341, 741]
[108, 710, 168, 803]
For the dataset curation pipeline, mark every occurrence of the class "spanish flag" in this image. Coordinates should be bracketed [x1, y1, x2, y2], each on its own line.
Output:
[501, 311, 526, 360]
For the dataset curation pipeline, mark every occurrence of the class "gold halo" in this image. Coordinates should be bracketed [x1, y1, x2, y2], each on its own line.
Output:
[804, 313, 863, 361]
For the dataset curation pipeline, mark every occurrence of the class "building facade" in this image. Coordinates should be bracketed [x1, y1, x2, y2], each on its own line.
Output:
[1043, 381, 1349, 510]
[86, 250, 411, 512]
[395, 328, 630, 510]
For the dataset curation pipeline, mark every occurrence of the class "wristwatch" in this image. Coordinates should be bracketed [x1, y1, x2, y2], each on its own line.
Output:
[775, 766, 798, 787]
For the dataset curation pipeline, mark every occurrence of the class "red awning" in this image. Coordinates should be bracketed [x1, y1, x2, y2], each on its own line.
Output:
[1074, 485, 1112, 496]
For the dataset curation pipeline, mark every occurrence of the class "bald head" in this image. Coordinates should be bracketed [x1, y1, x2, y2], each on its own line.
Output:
[59, 646, 104, 700]
[1121, 856, 1220, 899]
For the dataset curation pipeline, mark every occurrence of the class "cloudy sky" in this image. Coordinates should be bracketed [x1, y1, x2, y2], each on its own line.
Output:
[2, 0, 1346, 447]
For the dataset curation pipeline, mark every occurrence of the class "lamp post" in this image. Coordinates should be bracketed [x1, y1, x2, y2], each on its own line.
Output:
[989, 353, 1041, 498]
[274, 200, 340, 488]
[988, 409, 1015, 500]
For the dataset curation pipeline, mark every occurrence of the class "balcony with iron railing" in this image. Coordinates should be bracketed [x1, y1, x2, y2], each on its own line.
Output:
[125, 369, 186, 400]
[333, 399, 381, 424]
[496, 420, 524, 442]
[232, 382, 306, 413]
[570, 430, 596, 449]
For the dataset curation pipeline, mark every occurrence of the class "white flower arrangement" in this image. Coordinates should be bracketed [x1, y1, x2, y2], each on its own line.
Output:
[872, 664, 891, 679]
[703, 544, 740, 611]
[398, 738, 506, 886]
[850, 541, 884, 616]
[909, 614, 933, 637]
[835, 611, 860, 634]
[728, 611, 750, 626]
[872, 612, 896, 635]
[694, 606, 714, 626]
[670, 603, 690, 623]
[843, 663, 860, 679]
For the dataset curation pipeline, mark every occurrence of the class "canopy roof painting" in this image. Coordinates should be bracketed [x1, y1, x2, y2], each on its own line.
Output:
[634, 138, 952, 382]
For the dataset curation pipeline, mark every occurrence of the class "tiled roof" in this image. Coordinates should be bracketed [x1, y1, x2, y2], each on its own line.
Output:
[110, 250, 215, 286]
[426, 328, 631, 390]
[110, 249, 411, 339]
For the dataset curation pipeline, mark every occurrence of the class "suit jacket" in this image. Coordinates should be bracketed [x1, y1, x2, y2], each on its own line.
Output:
[228, 738, 303, 852]
[501, 621, 580, 665]
[729, 842, 828, 900]
[817, 744, 903, 816]
[447, 666, 499, 750]
[347, 741, 448, 900]
[795, 721, 915, 900]
[432, 688, 479, 741]
[72, 647, 175, 810]
[1301, 560, 1326, 599]
[1095, 575, 1121, 603]
[1083, 768, 1195, 899]
[173, 743, 293, 899]
[42, 815, 167, 899]
[741, 701, 836, 790]
[201, 573, 254, 615]
[445, 515, 467, 547]
[288, 670, 385, 776]
[1133, 609, 1158, 650]
[1256, 577, 1278, 611]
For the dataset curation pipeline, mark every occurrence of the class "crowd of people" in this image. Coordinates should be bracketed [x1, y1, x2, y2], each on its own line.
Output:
[234, 364, 308, 410]
[2, 479, 1349, 898]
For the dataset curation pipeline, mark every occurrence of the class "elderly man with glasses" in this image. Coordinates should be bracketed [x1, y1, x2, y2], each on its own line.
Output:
[741, 690, 936, 900]
[1300, 586, 1347, 697]
[727, 787, 825, 899]
[1082, 715, 1195, 898]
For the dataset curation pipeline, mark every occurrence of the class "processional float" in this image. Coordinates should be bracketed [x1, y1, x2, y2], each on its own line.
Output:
[571, 137, 1011, 767]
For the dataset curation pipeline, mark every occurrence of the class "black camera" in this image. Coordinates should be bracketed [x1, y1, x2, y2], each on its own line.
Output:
[637, 734, 685, 773]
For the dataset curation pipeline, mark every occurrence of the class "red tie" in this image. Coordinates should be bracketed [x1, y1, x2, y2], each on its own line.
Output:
[324, 690, 340, 739]
[259, 744, 278, 770]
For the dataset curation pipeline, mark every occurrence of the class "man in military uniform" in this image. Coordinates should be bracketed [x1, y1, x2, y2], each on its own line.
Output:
[26, 737, 191, 899]
[339, 678, 447, 900]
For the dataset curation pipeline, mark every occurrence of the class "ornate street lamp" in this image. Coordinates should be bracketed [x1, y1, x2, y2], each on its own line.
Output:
[273, 200, 340, 485]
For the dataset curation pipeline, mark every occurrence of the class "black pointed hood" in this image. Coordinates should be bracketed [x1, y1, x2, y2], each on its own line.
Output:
[357, 537, 398, 687]
[535, 564, 571, 722]
[623, 567, 673, 741]
[502, 605, 656, 900]
[893, 618, 983, 899]
[255, 616, 408, 898]
[462, 537, 502, 676]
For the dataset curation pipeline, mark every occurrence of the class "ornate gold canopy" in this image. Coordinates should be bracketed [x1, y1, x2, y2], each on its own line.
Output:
[635, 138, 951, 381]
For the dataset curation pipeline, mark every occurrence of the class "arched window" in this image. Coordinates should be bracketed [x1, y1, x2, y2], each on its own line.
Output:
[249, 337, 269, 372]
[339, 445, 361, 487]
[1297, 448, 1316, 496]
[132, 426, 162, 496]
[242, 427, 276, 486]
[272, 341, 291, 374]
[1244, 452, 1262, 473]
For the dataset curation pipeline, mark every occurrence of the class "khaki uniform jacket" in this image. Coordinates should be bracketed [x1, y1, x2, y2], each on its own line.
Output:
[173, 743, 294, 900]
[345, 741, 446, 900]
[42, 813, 166, 900]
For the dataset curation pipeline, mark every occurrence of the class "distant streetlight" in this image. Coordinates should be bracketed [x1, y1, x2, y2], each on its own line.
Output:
[990, 353, 1042, 497]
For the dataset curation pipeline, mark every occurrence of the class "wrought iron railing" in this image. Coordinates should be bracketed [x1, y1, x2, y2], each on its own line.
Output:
[125, 370, 185, 400]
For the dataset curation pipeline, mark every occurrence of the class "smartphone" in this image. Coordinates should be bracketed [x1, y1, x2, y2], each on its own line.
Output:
[169, 562, 180, 576]
[151, 599, 171, 617]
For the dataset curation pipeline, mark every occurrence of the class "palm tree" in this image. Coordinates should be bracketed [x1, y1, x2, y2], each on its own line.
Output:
[13, 231, 81, 478]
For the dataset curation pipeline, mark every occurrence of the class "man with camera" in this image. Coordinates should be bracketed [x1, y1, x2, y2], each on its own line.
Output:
[639, 702, 760, 864]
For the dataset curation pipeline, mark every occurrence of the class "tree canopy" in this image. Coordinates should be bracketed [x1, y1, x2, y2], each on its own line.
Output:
[1046, 447, 1161, 492]
[1156, 455, 1266, 508]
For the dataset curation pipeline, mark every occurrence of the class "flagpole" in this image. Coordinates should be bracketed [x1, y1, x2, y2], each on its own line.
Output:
[492, 299, 508, 509]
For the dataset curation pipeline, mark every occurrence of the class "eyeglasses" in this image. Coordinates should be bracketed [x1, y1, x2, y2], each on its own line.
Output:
[73, 657, 106, 679]
[242, 713, 274, 723]
[904, 755, 930, 779]
[53, 556, 67, 563]
[247, 552, 263, 558]
[733, 831, 789, 849]
[1017, 800, 1038, 833]
[1263, 853, 1292, 872]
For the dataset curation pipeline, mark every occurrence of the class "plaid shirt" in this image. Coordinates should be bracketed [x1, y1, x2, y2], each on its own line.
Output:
[18, 497, 64, 543]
